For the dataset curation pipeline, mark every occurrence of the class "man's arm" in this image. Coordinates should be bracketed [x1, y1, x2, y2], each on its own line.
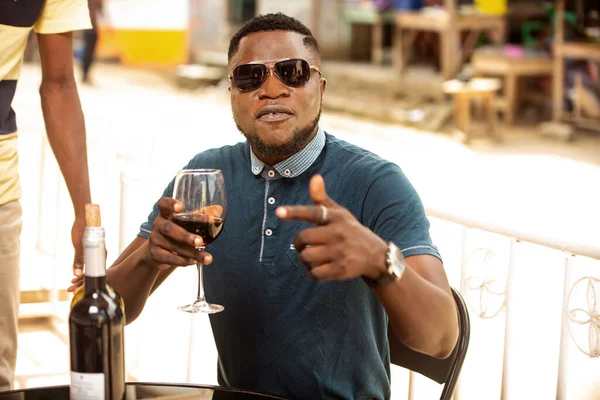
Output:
[105, 237, 168, 324]
[37, 32, 91, 275]
[375, 254, 458, 359]
[277, 174, 459, 359]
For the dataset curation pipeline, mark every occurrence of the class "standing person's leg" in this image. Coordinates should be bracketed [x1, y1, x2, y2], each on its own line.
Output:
[82, 29, 99, 83]
[0, 201, 23, 391]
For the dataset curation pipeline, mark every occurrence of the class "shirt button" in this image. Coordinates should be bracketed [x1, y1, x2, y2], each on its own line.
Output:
[267, 170, 275, 177]
[265, 229, 273, 236]
[268, 197, 275, 205]
[284, 169, 291, 176]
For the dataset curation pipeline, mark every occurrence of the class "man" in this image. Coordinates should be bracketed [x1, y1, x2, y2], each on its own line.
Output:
[70, 13, 458, 399]
[0, 0, 92, 391]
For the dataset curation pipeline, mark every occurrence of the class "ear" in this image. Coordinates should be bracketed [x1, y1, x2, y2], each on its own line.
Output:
[319, 78, 327, 96]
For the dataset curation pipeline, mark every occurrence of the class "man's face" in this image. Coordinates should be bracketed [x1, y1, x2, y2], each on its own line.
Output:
[229, 30, 326, 163]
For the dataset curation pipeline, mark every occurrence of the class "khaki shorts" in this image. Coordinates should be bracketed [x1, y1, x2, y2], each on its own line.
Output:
[0, 200, 22, 391]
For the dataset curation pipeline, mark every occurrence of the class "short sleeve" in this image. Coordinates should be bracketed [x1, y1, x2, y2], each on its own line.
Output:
[137, 177, 176, 240]
[34, 0, 92, 34]
[362, 163, 441, 261]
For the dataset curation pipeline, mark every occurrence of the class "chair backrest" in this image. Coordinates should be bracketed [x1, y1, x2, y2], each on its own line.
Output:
[388, 287, 471, 400]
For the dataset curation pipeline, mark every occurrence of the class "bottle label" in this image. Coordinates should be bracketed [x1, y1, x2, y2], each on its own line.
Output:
[70, 371, 105, 400]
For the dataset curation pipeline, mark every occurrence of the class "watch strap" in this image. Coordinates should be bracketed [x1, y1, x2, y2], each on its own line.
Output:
[363, 242, 398, 289]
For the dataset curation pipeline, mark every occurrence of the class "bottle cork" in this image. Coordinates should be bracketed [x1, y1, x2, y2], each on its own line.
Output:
[85, 204, 102, 227]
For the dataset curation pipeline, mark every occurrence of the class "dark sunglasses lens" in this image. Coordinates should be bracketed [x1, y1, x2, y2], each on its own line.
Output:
[276, 59, 311, 87]
[233, 64, 268, 91]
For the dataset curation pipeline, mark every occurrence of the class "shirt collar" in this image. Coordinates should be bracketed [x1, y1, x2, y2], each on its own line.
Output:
[250, 127, 326, 178]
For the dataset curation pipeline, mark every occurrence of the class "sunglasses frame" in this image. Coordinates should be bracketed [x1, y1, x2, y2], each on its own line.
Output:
[228, 58, 322, 92]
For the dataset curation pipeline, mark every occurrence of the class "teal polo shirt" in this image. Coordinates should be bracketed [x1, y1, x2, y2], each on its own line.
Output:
[138, 129, 441, 400]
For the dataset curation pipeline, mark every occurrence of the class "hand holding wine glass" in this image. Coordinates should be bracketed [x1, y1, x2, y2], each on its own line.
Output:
[170, 169, 227, 314]
[145, 197, 212, 269]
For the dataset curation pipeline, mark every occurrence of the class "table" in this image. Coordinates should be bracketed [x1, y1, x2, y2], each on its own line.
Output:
[442, 78, 503, 143]
[393, 9, 506, 80]
[471, 47, 554, 125]
[0, 382, 285, 400]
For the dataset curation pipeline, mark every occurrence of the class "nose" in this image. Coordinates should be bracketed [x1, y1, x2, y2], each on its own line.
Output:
[257, 70, 290, 100]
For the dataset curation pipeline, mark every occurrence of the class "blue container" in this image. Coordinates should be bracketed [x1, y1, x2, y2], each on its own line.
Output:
[394, 0, 423, 10]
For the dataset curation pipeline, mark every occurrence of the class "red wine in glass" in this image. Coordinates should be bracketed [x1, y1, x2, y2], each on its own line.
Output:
[172, 213, 224, 245]
[172, 169, 227, 314]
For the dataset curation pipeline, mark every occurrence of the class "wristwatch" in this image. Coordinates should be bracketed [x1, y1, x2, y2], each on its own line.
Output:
[363, 242, 406, 289]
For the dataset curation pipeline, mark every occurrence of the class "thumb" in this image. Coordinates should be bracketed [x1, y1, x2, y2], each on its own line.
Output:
[309, 175, 331, 206]
[158, 197, 181, 219]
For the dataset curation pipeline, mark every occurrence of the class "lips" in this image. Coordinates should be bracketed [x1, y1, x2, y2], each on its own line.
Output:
[256, 105, 294, 122]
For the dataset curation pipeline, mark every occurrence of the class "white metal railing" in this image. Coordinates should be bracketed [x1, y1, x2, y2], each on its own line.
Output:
[422, 208, 600, 400]
[426, 207, 600, 261]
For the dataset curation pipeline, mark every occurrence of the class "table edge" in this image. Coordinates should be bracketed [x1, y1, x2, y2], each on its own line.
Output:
[0, 381, 286, 399]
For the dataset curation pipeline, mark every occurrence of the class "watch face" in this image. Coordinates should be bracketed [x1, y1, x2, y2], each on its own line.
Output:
[389, 244, 405, 277]
[391, 260, 404, 277]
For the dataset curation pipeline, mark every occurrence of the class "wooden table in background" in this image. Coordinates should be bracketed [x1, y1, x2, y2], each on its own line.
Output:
[393, 10, 507, 80]
[472, 48, 554, 125]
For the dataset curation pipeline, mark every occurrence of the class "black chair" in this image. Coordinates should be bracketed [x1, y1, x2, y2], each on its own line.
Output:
[388, 287, 471, 400]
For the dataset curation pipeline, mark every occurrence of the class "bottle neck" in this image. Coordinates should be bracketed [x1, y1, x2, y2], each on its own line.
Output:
[82, 226, 107, 285]
[84, 275, 107, 294]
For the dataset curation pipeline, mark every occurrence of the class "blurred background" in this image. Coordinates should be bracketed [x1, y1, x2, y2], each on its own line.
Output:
[13, 0, 600, 399]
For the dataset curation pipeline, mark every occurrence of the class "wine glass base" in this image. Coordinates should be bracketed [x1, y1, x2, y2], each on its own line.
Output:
[178, 301, 224, 314]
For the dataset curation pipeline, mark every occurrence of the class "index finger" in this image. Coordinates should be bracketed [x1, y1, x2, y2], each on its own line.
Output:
[158, 197, 182, 219]
[276, 205, 334, 224]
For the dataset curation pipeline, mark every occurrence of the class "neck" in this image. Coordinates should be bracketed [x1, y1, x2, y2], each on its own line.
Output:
[254, 126, 319, 166]
[84, 274, 107, 294]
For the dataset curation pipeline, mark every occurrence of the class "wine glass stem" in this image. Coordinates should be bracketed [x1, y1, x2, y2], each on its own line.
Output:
[196, 250, 206, 304]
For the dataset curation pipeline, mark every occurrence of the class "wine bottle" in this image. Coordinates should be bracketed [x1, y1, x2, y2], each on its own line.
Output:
[69, 204, 126, 400]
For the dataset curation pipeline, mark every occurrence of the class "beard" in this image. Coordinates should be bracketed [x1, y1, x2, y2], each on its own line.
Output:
[235, 105, 322, 160]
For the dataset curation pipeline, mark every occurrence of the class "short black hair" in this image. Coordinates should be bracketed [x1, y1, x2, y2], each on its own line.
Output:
[228, 12, 320, 62]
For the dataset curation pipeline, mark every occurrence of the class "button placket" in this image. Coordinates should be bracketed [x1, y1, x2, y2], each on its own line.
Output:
[260, 178, 282, 263]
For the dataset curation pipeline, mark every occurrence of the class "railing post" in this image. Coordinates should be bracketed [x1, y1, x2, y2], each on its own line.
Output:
[500, 238, 517, 400]
[118, 172, 129, 254]
[453, 225, 470, 400]
[36, 135, 48, 253]
[555, 253, 572, 400]
[186, 314, 196, 383]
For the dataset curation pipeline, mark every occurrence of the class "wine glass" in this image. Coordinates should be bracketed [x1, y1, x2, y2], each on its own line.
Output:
[172, 169, 226, 314]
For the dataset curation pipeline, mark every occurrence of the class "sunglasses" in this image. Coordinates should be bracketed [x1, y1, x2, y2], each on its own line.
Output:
[229, 58, 322, 92]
